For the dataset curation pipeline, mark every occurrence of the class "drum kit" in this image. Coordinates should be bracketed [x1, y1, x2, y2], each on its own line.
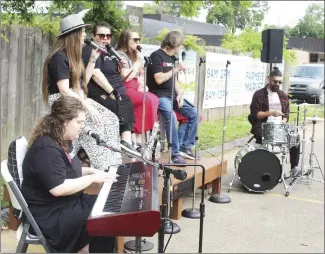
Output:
[228, 103, 324, 197]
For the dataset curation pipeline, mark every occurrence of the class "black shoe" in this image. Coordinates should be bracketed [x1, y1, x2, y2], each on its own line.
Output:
[179, 148, 200, 160]
[171, 155, 187, 165]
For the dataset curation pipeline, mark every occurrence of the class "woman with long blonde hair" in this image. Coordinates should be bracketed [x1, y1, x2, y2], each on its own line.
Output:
[42, 14, 122, 169]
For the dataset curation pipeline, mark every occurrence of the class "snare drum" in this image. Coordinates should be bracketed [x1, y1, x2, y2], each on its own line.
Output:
[235, 143, 282, 192]
[262, 122, 289, 145]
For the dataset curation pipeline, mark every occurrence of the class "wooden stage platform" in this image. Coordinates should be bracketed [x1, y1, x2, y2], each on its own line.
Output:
[4, 153, 227, 253]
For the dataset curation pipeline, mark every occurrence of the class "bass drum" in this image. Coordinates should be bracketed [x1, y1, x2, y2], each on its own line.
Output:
[235, 143, 282, 192]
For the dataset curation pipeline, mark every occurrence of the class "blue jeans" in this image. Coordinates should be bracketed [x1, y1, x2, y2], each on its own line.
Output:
[158, 97, 198, 157]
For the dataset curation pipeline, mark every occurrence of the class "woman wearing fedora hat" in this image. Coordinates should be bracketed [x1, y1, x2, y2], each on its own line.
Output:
[42, 14, 122, 170]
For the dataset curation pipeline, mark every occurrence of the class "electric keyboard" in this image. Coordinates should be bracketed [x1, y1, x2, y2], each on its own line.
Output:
[87, 161, 161, 237]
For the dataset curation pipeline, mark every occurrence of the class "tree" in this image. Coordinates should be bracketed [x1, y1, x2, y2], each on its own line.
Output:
[143, 1, 181, 17]
[221, 27, 296, 65]
[206, 1, 269, 34]
[287, 3, 324, 39]
[148, 0, 204, 18]
[1, 1, 129, 37]
[1, 0, 40, 23]
[155, 28, 206, 56]
[50, 0, 129, 36]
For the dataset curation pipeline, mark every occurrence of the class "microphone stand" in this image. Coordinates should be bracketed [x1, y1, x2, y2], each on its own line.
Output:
[209, 60, 231, 204]
[161, 56, 181, 236]
[169, 56, 177, 163]
[92, 137, 190, 252]
[141, 56, 151, 158]
[181, 57, 205, 219]
[163, 163, 206, 253]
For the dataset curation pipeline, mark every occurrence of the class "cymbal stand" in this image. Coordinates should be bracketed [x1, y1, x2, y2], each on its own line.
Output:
[285, 105, 324, 197]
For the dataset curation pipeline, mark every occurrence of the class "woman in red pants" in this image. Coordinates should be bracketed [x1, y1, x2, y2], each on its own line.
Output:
[116, 29, 159, 150]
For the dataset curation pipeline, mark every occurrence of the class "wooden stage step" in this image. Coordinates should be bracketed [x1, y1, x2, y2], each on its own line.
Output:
[157, 152, 227, 220]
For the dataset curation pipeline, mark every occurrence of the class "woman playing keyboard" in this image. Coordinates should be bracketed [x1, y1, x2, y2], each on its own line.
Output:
[22, 96, 118, 253]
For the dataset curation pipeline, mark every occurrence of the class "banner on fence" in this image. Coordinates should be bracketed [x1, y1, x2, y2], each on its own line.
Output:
[202, 52, 267, 109]
[138, 45, 197, 104]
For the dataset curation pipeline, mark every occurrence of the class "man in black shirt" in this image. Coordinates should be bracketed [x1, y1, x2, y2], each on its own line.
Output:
[147, 31, 198, 164]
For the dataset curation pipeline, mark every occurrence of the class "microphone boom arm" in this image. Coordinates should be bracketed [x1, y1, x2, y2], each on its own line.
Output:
[96, 139, 187, 181]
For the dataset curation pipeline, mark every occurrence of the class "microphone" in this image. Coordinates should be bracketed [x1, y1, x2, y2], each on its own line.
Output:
[84, 127, 187, 181]
[136, 45, 142, 52]
[84, 127, 104, 144]
[84, 39, 109, 55]
[181, 51, 186, 62]
[84, 128, 123, 154]
[161, 166, 187, 181]
[171, 55, 178, 63]
[105, 43, 123, 62]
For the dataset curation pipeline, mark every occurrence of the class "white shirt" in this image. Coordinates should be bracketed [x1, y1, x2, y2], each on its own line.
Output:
[267, 87, 282, 123]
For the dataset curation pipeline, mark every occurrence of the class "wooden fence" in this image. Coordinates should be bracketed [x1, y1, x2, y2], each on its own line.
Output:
[1, 25, 51, 159]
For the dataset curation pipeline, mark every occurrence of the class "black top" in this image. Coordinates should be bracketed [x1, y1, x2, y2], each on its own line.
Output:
[147, 49, 175, 98]
[22, 136, 83, 206]
[48, 51, 72, 95]
[82, 44, 126, 97]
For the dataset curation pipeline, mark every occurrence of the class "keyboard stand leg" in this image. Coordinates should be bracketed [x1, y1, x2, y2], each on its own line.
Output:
[124, 237, 154, 253]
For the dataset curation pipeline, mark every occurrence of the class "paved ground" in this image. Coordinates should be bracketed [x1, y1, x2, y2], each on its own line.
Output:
[1, 122, 324, 253]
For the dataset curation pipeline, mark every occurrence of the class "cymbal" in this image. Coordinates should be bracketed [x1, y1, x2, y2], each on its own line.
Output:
[306, 117, 324, 122]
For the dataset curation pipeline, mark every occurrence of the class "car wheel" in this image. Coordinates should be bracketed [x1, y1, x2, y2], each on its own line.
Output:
[319, 89, 324, 106]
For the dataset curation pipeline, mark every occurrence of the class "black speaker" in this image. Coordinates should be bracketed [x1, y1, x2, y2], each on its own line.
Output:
[261, 29, 284, 63]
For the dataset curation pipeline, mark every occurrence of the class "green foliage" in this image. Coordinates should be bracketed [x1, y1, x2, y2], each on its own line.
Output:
[83, 1, 129, 37]
[50, 0, 129, 37]
[155, 28, 206, 56]
[1, 13, 61, 37]
[140, 34, 152, 45]
[49, 0, 93, 14]
[143, 1, 180, 16]
[206, 1, 269, 34]
[221, 28, 296, 65]
[1, 0, 37, 23]
[1, 1, 129, 38]
[286, 3, 324, 39]
[152, 0, 204, 17]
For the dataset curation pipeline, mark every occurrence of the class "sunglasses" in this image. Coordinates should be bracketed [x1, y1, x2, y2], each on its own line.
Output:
[131, 38, 141, 43]
[272, 79, 282, 85]
[96, 33, 112, 40]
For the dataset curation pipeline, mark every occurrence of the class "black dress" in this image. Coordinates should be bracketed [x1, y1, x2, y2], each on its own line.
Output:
[82, 45, 135, 134]
[21, 136, 116, 253]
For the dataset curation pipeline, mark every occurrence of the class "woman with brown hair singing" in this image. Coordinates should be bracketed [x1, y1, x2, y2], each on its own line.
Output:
[115, 29, 159, 152]
[42, 14, 122, 170]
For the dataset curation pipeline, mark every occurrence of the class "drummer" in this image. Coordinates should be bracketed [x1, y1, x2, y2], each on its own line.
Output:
[248, 67, 301, 177]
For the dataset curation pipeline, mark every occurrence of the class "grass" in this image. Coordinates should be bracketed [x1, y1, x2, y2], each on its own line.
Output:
[198, 115, 251, 150]
[198, 104, 324, 151]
